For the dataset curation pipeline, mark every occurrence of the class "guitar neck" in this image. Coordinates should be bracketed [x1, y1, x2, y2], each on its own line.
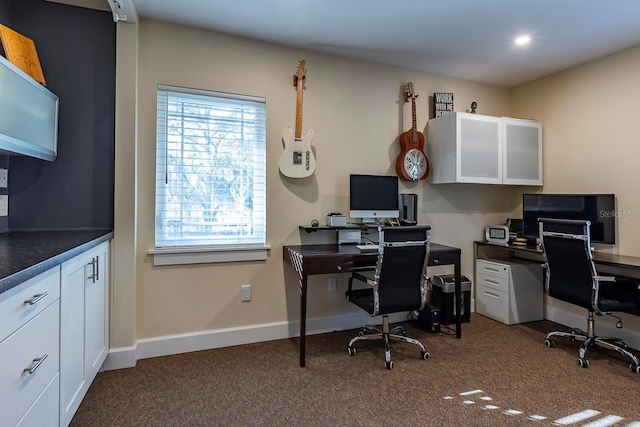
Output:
[411, 97, 418, 143]
[295, 79, 303, 139]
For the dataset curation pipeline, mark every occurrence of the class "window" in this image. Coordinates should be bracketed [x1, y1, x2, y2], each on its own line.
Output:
[152, 85, 267, 265]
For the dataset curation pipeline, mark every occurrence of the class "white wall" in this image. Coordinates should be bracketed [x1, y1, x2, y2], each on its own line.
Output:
[110, 20, 640, 367]
[510, 45, 640, 341]
[108, 18, 515, 365]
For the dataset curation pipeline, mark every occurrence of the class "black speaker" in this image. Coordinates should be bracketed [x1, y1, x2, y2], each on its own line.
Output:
[399, 193, 417, 225]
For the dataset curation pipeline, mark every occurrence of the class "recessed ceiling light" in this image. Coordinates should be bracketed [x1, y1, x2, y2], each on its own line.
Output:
[515, 36, 531, 46]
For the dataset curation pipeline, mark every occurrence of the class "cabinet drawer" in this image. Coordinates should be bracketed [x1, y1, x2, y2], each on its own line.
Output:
[16, 373, 59, 427]
[476, 259, 509, 280]
[0, 301, 60, 427]
[475, 285, 510, 325]
[0, 267, 60, 343]
[476, 272, 509, 293]
[320, 261, 354, 274]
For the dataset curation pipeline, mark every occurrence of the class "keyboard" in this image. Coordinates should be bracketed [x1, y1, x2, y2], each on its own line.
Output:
[355, 244, 378, 252]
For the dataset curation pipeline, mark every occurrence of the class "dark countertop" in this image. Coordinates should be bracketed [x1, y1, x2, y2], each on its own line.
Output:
[0, 229, 113, 295]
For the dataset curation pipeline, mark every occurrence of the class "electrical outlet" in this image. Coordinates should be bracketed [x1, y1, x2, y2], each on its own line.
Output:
[0, 195, 7, 217]
[328, 277, 337, 292]
[0, 169, 7, 188]
[241, 284, 251, 302]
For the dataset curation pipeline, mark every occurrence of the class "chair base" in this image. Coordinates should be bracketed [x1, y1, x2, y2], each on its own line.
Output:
[545, 312, 640, 373]
[347, 315, 429, 369]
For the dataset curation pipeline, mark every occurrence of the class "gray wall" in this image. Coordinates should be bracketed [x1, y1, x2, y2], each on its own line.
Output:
[4, 0, 115, 231]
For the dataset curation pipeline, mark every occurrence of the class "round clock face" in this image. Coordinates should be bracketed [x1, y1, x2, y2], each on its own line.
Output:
[403, 149, 428, 181]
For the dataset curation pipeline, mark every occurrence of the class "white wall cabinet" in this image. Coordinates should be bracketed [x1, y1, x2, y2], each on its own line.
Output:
[475, 259, 543, 325]
[427, 112, 542, 185]
[60, 241, 109, 427]
[0, 267, 61, 427]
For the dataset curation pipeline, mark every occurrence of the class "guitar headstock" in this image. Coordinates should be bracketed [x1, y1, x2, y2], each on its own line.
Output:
[405, 82, 417, 101]
[293, 60, 306, 86]
[297, 59, 306, 79]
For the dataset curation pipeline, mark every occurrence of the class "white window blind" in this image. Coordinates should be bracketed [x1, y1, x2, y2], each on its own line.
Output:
[155, 85, 266, 250]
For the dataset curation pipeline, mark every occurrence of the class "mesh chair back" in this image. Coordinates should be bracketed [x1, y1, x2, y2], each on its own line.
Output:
[539, 218, 595, 310]
[375, 226, 430, 314]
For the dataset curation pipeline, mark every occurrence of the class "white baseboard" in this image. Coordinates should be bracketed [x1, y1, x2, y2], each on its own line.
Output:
[102, 300, 639, 371]
[103, 311, 410, 371]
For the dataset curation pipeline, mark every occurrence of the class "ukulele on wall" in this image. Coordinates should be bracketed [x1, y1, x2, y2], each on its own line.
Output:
[396, 82, 429, 181]
[279, 60, 316, 178]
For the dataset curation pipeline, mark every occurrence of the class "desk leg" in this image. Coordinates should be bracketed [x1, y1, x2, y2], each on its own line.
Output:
[455, 259, 462, 339]
[299, 274, 308, 367]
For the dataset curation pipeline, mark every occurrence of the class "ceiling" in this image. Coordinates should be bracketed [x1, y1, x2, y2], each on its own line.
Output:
[52, 0, 640, 88]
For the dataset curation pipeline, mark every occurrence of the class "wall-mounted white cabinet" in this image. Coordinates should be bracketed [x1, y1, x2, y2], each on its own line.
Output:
[0, 55, 58, 161]
[427, 112, 542, 185]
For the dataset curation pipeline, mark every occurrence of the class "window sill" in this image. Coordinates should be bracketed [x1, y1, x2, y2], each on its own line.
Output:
[149, 244, 271, 266]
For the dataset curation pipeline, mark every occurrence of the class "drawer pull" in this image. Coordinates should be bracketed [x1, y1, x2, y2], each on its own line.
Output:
[483, 278, 500, 285]
[24, 354, 48, 375]
[336, 265, 342, 271]
[24, 292, 49, 306]
[484, 290, 501, 298]
[484, 266, 500, 273]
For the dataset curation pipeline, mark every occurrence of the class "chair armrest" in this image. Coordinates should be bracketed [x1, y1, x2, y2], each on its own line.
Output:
[352, 271, 375, 286]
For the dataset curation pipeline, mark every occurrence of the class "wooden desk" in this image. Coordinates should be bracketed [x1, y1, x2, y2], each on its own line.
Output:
[475, 241, 640, 274]
[283, 243, 462, 367]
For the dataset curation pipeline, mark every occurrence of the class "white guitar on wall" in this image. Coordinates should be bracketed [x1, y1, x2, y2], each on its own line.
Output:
[279, 59, 316, 178]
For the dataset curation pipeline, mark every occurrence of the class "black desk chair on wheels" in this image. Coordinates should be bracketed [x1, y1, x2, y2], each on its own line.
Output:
[539, 218, 640, 373]
[345, 225, 431, 370]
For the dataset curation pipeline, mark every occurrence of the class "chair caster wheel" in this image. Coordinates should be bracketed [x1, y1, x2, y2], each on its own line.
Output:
[421, 351, 430, 360]
[545, 339, 555, 348]
[348, 347, 356, 356]
[578, 358, 590, 368]
[630, 364, 640, 374]
[385, 360, 394, 370]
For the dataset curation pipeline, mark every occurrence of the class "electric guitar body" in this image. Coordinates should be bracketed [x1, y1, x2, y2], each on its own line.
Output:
[279, 59, 316, 178]
[396, 82, 429, 181]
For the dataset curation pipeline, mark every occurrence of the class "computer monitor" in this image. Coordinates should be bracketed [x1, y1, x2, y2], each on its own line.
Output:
[349, 174, 400, 223]
[522, 193, 616, 244]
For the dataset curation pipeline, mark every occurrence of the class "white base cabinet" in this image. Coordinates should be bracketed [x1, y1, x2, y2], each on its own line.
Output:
[475, 259, 543, 325]
[60, 241, 109, 427]
[0, 267, 61, 427]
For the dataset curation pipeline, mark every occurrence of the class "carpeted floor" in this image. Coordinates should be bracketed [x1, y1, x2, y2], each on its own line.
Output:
[71, 314, 640, 426]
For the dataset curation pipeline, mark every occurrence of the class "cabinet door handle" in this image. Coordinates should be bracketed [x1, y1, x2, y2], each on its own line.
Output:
[24, 354, 48, 375]
[24, 292, 48, 306]
[95, 255, 99, 281]
[336, 265, 342, 271]
[88, 257, 98, 283]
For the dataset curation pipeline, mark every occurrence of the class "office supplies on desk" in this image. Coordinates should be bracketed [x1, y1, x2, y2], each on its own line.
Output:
[539, 218, 640, 373]
[326, 213, 346, 227]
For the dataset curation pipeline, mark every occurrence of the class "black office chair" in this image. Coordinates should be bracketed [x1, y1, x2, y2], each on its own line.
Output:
[539, 218, 640, 373]
[346, 225, 431, 369]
